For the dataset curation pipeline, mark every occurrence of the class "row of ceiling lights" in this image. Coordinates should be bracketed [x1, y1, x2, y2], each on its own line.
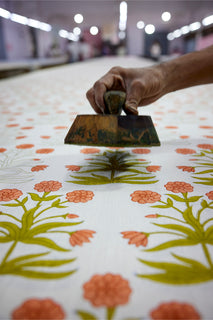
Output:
[167, 15, 213, 40]
[136, 11, 171, 35]
[0, 8, 99, 41]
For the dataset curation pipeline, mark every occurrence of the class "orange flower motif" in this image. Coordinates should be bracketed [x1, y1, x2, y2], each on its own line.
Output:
[121, 231, 148, 247]
[146, 166, 161, 172]
[31, 165, 48, 172]
[130, 190, 161, 204]
[34, 181, 62, 192]
[145, 214, 158, 218]
[197, 143, 213, 150]
[16, 136, 27, 139]
[199, 125, 213, 129]
[40, 136, 51, 139]
[132, 148, 151, 154]
[177, 166, 195, 172]
[66, 190, 94, 203]
[12, 298, 65, 320]
[203, 135, 213, 139]
[21, 126, 34, 130]
[165, 126, 178, 129]
[16, 144, 34, 149]
[164, 181, 193, 193]
[80, 148, 100, 154]
[69, 229, 95, 246]
[0, 148, 6, 153]
[67, 214, 79, 219]
[180, 135, 189, 139]
[65, 165, 81, 171]
[175, 148, 196, 154]
[206, 191, 213, 200]
[0, 189, 23, 201]
[6, 123, 19, 127]
[54, 126, 67, 129]
[150, 301, 200, 320]
[83, 273, 132, 307]
[36, 148, 54, 154]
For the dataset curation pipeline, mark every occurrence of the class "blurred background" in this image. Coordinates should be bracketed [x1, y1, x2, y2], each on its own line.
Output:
[0, 0, 213, 75]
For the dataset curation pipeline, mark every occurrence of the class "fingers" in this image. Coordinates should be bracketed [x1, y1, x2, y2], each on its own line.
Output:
[124, 80, 144, 115]
[86, 67, 126, 114]
[86, 88, 103, 114]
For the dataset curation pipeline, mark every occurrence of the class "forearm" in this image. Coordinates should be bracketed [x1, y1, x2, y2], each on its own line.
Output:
[161, 45, 213, 94]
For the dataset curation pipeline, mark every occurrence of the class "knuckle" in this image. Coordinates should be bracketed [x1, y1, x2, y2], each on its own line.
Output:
[132, 79, 144, 91]
[109, 66, 123, 75]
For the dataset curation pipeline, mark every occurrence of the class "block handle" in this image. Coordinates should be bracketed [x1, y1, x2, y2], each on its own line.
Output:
[103, 90, 126, 115]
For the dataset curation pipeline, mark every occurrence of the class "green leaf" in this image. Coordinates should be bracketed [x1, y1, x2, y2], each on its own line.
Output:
[172, 253, 209, 270]
[0, 222, 21, 238]
[145, 238, 199, 252]
[21, 196, 28, 205]
[167, 198, 173, 206]
[1, 203, 21, 207]
[152, 223, 198, 239]
[16, 258, 76, 268]
[166, 194, 185, 202]
[22, 237, 70, 252]
[28, 221, 82, 236]
[151, 204, 171, 209]
[137, 258, 213, 284]
[193, 177, 213, 186]
[77, 311, 97, 320]
[9, 269, 76, 279]
[21, 207, 39, 234]
[0, 236, 12, 242]
[204, 225, 213, 240]
[28, 193, 43, 201]
[187, 196, 202, 202]
[195, 169, 213, 174]
[201, 200, 208, 208]
[7, 252, 49, 266]
[43, 195, 61, 201]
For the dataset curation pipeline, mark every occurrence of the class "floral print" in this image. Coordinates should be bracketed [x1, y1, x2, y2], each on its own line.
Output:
[34, 180, 62, 192]
[177, 166, 195, 172]
[150, 301, 200, 319]
[121, 231, 148, 247]
[65, 165, 81, 171]
[164, 181, 193, 193]
[80, 148, 100, 154]
[132, 148, 151, 154]
[83, 273, 132, 307]
[66, 190, 94, 203]
[12, 298, 65, 320]
[206, 191, 213, 200]
[69, 229, 96, 246]
[197, 143, 213, 150]
[31, 165, 48, 172]
[130, 190, 161, 204]
[0, 188, 23, 201]
[36, 148, 54, 154]
[175, 148, 196, 154]
[16, 144, 34, 149]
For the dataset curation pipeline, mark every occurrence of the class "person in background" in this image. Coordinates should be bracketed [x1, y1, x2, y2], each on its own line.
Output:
[86, 45, 213, 115]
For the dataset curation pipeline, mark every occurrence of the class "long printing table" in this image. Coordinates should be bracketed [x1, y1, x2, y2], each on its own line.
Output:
[0, 56, 213, 320]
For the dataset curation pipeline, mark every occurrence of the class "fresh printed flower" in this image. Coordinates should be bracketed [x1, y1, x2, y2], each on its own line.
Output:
[206, 191, 213, 200]
[66, 190, 94, 203]
[83, 273, 132, 308]
[177, 166, 195, 172]
[34, 181, 62, 192]
[130, 190, 161, 204]
[150, 301, 201, 319]
[31, 165, 48, 172]
[0, 189, 23, 201]
[164, 181, 193, 193]
[65, 165, 81, 171]
[12, 298, 65, 320]
[146, 166, 161, 172]
[197, 144, 213, 150]
[69, 229, 95, 246]
[121, 231, 148, 247]
[175, 148, 196, 154]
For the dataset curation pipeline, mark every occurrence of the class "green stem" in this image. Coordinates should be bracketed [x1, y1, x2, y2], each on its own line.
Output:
[34, 206, 53, 219]
[202, 218, 213, 227]
[159, 201, 183, 214]
[197, 207, 206, 222]
[182, 192, 190, 209]
[15, 199, 27, 213]
[106, 307, 116, 320]
[34, 214, 67, 224]
[1, 240, 17, 266]
[158, 214, 187, 224]
[202, 243, 213, 268]
[0, 212, 21, 223]
[149, 231, 184, 237]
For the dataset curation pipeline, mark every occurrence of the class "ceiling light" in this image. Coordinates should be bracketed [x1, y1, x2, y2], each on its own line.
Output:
[173, 29, 182, 38]
[161, 11, 171, 22]
[28, 18, 40, 28]
[90, 26, 99, 35]
[39, 22, 52, 32]
[202, 15, 213, 26]
[137, 20, 145, 29]
[145, 24, 155, 34]
[189, 21, 201, 31]
[118, 31, 126, 39]
[0, 8, 11, 19]
[167, 33, 174, 41]
[74, 13, 83, 24]
[10, 13, 28, 25]
[73, 27, 81, 36]
[59, 29, 69, 38]
[181, 25, 190, 34]
[68, 32, 78, 41]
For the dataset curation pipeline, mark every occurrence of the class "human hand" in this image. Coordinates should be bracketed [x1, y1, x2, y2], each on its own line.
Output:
[86, 65, 167, 115]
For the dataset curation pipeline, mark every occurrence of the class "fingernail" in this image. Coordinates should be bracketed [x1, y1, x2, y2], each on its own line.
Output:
[128, 105, 138, 114]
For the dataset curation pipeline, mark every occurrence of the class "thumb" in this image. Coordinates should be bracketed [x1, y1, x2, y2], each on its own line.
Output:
[124, 82, 142, 115]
